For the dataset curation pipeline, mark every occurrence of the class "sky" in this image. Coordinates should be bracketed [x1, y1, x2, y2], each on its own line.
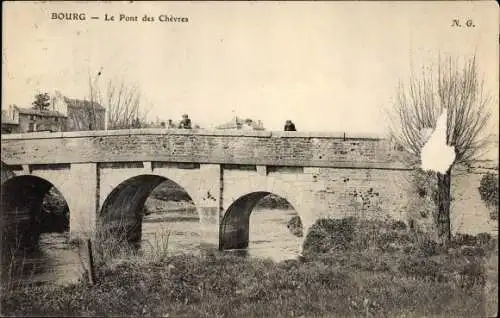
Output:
[2, 1, 499, 134]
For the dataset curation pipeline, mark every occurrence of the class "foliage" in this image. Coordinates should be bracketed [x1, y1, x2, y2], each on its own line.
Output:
[92, 219, 172, 268]
[302, 217, 357, 254]
[40, 188, 69, 233]
[32, 93, 51, 111]
[478, 173, 499, 212]
[257, 194, 293, 209]
[2, 217, 496, 317]
[286, 216, 303, 237]
[150, 181, 193, 202]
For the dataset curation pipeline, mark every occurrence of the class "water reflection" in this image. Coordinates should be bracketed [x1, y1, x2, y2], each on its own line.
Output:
[141, 207, 303, 262]
[3, 233, 84, 286]
[4, 207, 302, 286]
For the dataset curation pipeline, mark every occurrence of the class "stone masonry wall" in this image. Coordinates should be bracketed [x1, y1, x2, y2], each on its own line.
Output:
[2, 130, 497, 238]
[1, 129, 405, 169]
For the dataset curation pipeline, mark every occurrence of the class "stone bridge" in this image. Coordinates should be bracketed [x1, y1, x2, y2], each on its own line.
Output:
[1, 129, 414, 252]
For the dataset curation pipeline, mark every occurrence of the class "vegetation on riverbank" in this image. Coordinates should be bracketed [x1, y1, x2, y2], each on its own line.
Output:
[287, 215, 303, 237]
[1, 217, 497, 317]
[40, 188, 69, 233]
[257, 194, 293, 209]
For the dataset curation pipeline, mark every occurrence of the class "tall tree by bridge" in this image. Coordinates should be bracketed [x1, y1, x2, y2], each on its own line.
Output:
[389, 55, 493, 245]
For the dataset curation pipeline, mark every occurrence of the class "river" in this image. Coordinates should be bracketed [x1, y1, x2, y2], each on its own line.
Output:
[5, 207, 303, 286]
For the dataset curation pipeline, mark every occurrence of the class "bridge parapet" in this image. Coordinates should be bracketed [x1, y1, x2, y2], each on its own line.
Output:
[1, 129, 409, 169]
[1, 129, 386, 140]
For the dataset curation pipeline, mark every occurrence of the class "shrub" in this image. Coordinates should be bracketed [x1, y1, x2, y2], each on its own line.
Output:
[302, 217, 357, 255]
[1, 216, 494, 318]
[256, 194, 292, 209]
[452, 233, 478, 247]
[478, 173, 499, 219]
[286, 215, 303, 237]
[460, 246, 486, 258]
[391, 220, 408, 231]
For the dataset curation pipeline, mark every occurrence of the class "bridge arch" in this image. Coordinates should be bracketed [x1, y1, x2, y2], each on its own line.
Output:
[98, 174, 198, 248]
[1, 161, 16, 184]
[1, 175, 70, 262]
[219, 191, 304, 251]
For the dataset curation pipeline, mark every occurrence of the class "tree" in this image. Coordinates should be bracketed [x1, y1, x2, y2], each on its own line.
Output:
[95, 78, 149, 130]
[389, 56, 492, 245]
[32, 93, 51, 111]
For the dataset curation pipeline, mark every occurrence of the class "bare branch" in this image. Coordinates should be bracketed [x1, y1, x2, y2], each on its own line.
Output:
[389, 55, 493, 167]
[95, 78, 149, 129]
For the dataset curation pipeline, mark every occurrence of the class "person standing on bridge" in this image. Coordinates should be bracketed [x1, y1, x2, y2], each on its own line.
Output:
[168, 119, 176, 129]
[178, 114, 192, 129]
[284, 120, 296, 131]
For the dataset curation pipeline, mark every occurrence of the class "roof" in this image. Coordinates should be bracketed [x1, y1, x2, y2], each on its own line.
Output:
[64, 97, 105, 111]
[1, 110, 14, 124]
[1, 120, 18, 126]
[216, 117, 242, 129]
[216, 117, 264, 130]
[15, 107, 67, 118]
[0, 110, 17, 125]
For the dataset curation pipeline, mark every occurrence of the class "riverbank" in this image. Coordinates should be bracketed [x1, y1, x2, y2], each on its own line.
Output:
[1, 217, 497, 317]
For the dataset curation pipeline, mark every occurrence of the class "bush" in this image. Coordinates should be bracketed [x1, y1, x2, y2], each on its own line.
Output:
[478, 173, 499, 219]
[391, 220, 407, 231]
[460, 246, 486, 258]
[302, 217, 357, 255]
[451, 233, 496, 254]
[303, 217, 443, 256]
[256, 194, 292, 209]
[1, 216, 494, 318]
[287, 216, 303, 237]
[452, 233, 478, 247]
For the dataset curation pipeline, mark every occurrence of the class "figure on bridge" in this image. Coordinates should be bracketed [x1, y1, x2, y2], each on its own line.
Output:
[168, 119, 176, 129]
[284, 120, 296, 131]
[178, 114, 192, 129]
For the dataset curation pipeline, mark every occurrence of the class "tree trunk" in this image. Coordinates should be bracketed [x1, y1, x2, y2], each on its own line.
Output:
[435, 169, 452, 245]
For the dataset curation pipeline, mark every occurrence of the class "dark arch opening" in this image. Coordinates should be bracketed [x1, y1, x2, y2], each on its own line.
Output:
[98, 174, 197, 254]
[219, 192, 303, 254]
[1, 175, 70, 281]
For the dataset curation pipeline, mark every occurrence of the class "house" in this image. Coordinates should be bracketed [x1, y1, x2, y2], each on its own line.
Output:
[2, 105, 67, 133]
[1, 110, 19, 133]
[216, 117, 265, 130]
[1, 91, 106, 134]
[51, 91, 106, 131]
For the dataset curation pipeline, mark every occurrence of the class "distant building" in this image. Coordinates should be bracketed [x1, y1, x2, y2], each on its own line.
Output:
[2, 105, 67, 133]
[1, 110, 19, 134]
[51, 91, 105, 131]
[1, 91, 106, 134]
[216, 117, 265, 130]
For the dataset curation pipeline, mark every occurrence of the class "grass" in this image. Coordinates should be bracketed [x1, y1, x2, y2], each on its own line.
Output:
[1, 217, 497, 317]
[90, 219, 173, 269]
